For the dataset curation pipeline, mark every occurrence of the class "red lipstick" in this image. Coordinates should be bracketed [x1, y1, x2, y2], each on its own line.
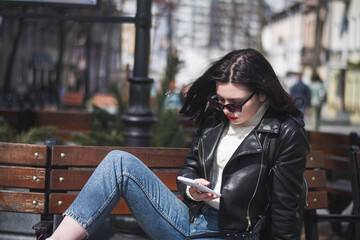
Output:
[227, 115, 237, 121]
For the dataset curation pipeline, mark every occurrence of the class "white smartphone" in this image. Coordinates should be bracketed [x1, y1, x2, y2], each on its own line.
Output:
[177, 176, 221, 197]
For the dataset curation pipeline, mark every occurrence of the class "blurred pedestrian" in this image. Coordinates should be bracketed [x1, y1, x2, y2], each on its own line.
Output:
[290, 73, 311, 118]
[309, 72, 326, 131]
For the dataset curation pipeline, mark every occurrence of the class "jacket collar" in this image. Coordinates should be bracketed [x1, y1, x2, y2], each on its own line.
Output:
[200, 107, 282, 165]
[208, 106, 282, 135]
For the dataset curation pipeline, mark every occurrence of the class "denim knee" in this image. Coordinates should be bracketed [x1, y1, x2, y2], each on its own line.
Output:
[100, 150, 142, 177]
[101, 150, 134, 168]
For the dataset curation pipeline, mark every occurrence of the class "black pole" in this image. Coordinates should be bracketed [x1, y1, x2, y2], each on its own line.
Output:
[122, 0, 156, 147]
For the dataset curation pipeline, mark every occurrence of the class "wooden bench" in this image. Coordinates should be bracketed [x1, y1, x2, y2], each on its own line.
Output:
[0, 109, 92, 140]
[307, 130, 359, 196]
[61, 92, 84, 108]
[307, 130, 360, 235]
[35, 111, 92, 140]
[0, 141, 328, 240]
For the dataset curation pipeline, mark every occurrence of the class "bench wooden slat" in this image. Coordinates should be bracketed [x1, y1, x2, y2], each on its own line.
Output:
[50, 191, 327, 214]
[36, 111, 91, 123]
[50, 170, 178, 191]
[309, 131, 350, 145]
[50, 193, 183, 215]
[0, 142, 47, 166]
[304, 150, 328, 211]
[51, 146, 188, 168]
[0, 190, 45, 214]
[306, 150, 325, 168]
[304, 170, 326, 188]
[305, 191, 328, 210]
[0, 166, 46, 189]
[321, 180, 352, 197]
[60, 92, 84, 107]
[49, 193, 131, 214]
[323, 156, 349, 171]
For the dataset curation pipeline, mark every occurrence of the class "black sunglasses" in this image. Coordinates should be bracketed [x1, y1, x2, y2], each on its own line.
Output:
[207, 92, 255, 113]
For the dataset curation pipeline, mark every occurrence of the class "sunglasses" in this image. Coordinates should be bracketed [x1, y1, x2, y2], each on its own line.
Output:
[207, 92, 255, 113]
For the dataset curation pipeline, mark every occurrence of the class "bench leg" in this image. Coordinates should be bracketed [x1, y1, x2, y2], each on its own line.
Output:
[303, 210, 319, 240]
[32, 220, 53, 240]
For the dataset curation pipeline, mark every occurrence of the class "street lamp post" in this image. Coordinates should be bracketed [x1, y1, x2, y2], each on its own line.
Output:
[122, 0, 156, 147]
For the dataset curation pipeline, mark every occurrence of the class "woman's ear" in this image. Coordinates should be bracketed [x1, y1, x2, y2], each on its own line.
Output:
[259, 93, 266, 102]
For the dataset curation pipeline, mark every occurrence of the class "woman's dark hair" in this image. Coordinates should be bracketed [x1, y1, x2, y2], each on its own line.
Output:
[179, 48, 301, 121]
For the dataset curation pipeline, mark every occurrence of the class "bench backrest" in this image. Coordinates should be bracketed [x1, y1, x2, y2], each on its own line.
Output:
[61, 92, 84, 108]
[36, 111, 92, 140]
[0, 142, 327, 216]
[0, 109, 92, 140]
[307, 131, 359, 171]
[49, 145, 189, 215]
[0, 142, 48, 214]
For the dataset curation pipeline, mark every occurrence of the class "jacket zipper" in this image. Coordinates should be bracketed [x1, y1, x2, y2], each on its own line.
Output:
[190, 138, 207, 223]
[198, 138, 207, 180]
[245, 133, 268, 231]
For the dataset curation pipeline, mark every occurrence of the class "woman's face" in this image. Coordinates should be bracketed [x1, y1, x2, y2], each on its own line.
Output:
[215, 82, 266, 125]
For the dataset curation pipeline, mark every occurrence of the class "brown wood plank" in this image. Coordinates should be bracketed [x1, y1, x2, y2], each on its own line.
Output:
[305, 191, 328, 210]
[324, 157, 349, 171]
[60, 92, 84, 107]
[0, 142, 47, 166]
[311, 143, 348, 158]
[50, 193, 182, 215]
[309, 131, 349, 146]
[304, 170, 326, 188]
[50, 169, 179, 191]
[0, 166, 46, 189]
[306, 151, 325, 168]
[0, 190, 45, 214]
[51, 146, 189, 168]
[36, 111, 91, 123]
[321, 179, 352, 197]
[49, 193, 132, 215]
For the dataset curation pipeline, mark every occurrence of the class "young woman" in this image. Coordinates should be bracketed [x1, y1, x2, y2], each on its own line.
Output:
[48, 48, 310, 240]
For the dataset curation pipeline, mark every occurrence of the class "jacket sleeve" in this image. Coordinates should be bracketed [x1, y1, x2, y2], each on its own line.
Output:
[270, 122, 310, 240]
[177, 128, 202, 200]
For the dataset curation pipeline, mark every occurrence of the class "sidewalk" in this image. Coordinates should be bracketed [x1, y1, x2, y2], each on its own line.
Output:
[305, 112, 360, 135]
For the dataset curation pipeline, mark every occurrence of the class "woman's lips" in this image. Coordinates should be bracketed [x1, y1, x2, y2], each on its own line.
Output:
[227, 115, 237, 121]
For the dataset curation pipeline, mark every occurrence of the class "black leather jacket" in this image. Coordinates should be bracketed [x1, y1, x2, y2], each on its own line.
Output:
[177, 106, 310, 240]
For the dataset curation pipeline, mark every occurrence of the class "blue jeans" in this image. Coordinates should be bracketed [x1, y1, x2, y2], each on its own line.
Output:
[64, 150, 259, 240]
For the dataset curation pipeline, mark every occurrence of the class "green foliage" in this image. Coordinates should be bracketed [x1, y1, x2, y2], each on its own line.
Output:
[71, 84, 126, 146]
[0, 116, 14, 142]
[0, 116, 63, 144]
[152, 51, 187, 148]
[348, 61, 360, 70]
[16, 126, 65, 144]
[156, 52, 184, 116]
[71, 51, 187, 147]
[152, 109, 186, 147]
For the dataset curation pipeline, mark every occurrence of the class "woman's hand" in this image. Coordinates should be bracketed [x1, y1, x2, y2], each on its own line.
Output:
[188, 178, 218, 201]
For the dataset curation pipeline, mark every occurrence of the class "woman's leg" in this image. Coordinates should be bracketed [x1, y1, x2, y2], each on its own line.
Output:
[49, 150, 190, 240]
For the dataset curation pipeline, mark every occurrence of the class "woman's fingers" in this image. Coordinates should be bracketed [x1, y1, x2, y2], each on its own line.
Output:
[189, 186, 217, 201]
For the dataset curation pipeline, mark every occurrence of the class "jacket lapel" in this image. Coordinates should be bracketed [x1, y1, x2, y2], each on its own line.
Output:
[229, 109, 281, 162]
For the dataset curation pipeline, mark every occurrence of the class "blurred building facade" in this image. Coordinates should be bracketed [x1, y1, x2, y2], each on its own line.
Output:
[262, 0, 360, 123]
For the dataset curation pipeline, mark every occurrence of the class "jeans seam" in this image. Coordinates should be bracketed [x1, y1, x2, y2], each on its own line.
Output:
[86, 185, 119, 227]
[123, 171, 188, 237]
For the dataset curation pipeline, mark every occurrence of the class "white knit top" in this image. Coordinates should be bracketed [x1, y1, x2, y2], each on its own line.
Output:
[208, 101, 269, 209]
